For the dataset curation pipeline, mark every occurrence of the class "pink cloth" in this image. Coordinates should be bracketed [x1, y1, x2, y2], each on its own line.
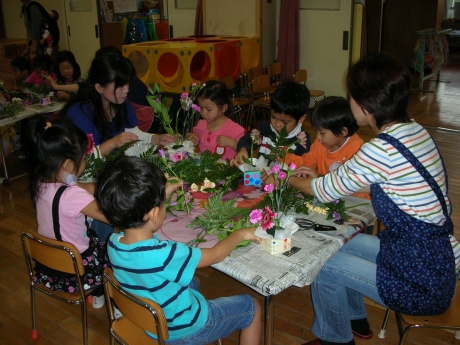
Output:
[37, 183, 94, 253]
[25, 71, 56, 86]
[193, 118, 245, 161]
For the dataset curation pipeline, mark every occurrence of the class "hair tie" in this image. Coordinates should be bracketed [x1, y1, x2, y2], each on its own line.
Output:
[44, 122, 52, 130]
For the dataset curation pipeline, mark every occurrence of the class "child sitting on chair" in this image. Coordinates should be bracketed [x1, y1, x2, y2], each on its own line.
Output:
[232, 81, 311, 166]
[96, 156, 262, 345]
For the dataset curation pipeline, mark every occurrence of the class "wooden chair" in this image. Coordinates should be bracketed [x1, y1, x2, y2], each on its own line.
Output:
[378, 281, 460, 344]
[247, 74, 271, 129]
[266, 61, 282, 94]
[103, 268, 222, 345]
[221, 75, 250, 126]
[293, 69, 326, 107]
[22, 230, 95, 345]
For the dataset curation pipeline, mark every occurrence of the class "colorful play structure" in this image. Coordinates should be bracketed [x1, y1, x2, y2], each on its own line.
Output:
[122, 35, 260, 93]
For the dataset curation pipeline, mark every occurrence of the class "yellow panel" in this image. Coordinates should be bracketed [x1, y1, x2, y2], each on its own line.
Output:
[219, 36, 261, 74]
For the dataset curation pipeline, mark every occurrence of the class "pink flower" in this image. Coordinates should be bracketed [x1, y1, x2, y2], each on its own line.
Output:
[269, 165, 280, 174]
[278, 171, 287, 179]
[159, 149, 166, 158]
[263, 184, 274, 193]
[289, 163, 296, 170]
[192, 104, 200, 112]
[297, 131, 307, 149]
[250, 129, 262, 144]
[86, 133, 95, 155]
[261, 206, 276, 231]
[249, 209, 263, 224]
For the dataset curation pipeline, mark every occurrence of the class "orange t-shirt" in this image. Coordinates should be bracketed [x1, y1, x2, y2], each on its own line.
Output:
[286, 133, 370, 199]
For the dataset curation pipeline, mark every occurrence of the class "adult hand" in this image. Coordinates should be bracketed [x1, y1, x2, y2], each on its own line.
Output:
[237, 227, 262, 244]
[113, 132, 138, 148]
[165, 177, 183, 199]
[232, 148, 249, 167]
[185, 133, 199, 145]
[293, 166, 319, 178]
[152, 133, 175, 146]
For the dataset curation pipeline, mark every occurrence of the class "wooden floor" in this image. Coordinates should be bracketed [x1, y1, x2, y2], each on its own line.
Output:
[2, 52, 460, 345]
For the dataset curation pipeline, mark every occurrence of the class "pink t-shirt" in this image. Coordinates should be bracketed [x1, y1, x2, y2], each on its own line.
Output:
[25, 71, 57, 86]
[193, 118, 245, 161]
[37, 183, 94, 253]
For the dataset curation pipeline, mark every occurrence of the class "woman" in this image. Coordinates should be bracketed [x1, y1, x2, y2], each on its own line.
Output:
[63, 53, 173, 157]
[288, 53, 456, 345]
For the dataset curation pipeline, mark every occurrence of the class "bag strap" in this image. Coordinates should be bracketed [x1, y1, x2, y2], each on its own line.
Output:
[52, 185, 68, 241]
[377, 132, 450, 219]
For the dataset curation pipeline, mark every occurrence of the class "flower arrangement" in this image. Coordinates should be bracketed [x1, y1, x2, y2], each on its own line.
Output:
[23, 81, 53, 97]
[0, 96, 29, 118]
[146, 82, 203, 149]
[243, 129, 262, 166]
[306, 199, 369, 223]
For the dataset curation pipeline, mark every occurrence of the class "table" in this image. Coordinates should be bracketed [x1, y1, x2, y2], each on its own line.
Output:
[0, 101, 65, 185]
[157, 184, 376, 344]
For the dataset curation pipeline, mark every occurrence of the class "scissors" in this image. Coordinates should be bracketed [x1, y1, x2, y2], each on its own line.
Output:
[295, 218, 337, 231]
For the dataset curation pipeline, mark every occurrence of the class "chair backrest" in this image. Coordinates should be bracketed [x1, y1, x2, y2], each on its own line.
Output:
[251, 74, 271, 95]
[22, 230, 85, 276]
[103, 268, 169, 341]
[247, 65, 265, 82]
[293, 69, 307, 85]
[267, 62, 282, 83]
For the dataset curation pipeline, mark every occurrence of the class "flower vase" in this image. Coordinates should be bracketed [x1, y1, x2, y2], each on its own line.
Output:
[255, 214, 299, 255]
[241, 158, 265, 187]
[164, 140, 195, 162]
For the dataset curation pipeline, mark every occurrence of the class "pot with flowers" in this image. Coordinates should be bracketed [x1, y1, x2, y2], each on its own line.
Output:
[146, 82, 203, 162]
[238, 129, 268, 186]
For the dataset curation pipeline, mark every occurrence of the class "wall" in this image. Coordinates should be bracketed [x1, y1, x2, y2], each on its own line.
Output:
[3, 0, 68, 51]
[167, 0, 196, 37]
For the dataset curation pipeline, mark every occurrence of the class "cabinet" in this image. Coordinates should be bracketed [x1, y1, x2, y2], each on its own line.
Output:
[101, 22, 123, 51]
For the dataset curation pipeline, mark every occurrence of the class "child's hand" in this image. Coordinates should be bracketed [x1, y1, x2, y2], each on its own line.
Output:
[263, 173, 276, 187]
[165, 177, 183, 199]
[232, 148, 249, 167]
[46, 76, 59, 89]
[216, 135, 235, 148]
[293, 166, 318, 178]
[152, 133, 175, 146]
[186, 133, 199, 145]
[237, 227, 262, 244]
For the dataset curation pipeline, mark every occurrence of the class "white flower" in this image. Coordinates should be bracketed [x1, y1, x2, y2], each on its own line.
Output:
[191, 183, 199, 192]
[11, 97, 22, 102]
[202, 178, 215, 189]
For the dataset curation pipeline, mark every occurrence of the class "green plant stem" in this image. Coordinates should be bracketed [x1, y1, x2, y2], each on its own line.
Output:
[164, 164, 191, 215]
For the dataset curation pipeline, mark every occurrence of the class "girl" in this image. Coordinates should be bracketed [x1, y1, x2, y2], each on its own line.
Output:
[49, 50, 82, 100]
[25, 53, 55, 86]
[187, 80, 245, 161]
[62, 53, 174, 157]
[25, 116, 111, 308]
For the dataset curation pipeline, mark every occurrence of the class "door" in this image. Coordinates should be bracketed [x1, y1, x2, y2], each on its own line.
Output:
[299, 0, 354, 98]
[63, 0, 100, 75]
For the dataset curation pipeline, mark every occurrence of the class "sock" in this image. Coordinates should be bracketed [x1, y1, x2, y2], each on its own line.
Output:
[351, 317, 370, 335]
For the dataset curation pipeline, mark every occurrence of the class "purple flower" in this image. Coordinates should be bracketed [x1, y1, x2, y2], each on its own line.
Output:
[289, 163, 296, 170]
[269, 165, 281, 174]
[332, 211, 342, 221]
[278, 171, 287, 179]
[333, 199, 340, 205]
[263, 184, 274, 193]
[249, 209, 263, 224]
[192, 104, 200, 112]
[159, 149, 166, 158]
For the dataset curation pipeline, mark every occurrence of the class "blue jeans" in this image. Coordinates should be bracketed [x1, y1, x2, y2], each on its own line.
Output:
[90, 219, 114, 244]
[310, 234, 386, 343]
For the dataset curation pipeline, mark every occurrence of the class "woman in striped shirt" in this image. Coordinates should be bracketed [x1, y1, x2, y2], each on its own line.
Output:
[289, 53, 456, 345]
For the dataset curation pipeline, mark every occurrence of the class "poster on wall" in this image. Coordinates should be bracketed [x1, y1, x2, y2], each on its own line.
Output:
[113, 0, 138, 13]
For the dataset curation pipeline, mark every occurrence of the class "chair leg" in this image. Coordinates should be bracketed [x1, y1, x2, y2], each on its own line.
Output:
[456, 330, 460, 340]
[378, 308, 391, 338]
[30, 286, 38, 339]
[82, 300, 88, 345]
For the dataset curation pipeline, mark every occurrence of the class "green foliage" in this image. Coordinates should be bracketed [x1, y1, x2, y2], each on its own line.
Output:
[186, 193, 253, 248]
[252, 186, 315, 215]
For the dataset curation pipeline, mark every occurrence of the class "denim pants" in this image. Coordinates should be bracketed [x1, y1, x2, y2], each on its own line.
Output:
[90, 219, 114, 244]
[310, 234, 386, 343]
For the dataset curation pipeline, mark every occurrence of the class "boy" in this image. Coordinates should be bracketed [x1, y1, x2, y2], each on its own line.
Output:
[11, 56, 31, 86]
[233, 81, 311, 166]
[96, 156, 262, 345]
[286, 96, 363, 178]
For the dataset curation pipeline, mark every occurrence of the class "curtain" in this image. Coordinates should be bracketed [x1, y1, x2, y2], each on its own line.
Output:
[194, 0, 204, 36]
[277, 0, 300, 80]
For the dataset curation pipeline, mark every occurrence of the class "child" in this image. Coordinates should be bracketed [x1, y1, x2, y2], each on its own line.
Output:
[11, 56, 31, 86]
[286, 96, 363, 177]
[24, 116, 111, 308]
[186, 80, 245, 161]
[96, 156, 262, 345]
[39, 9, 59, 55]
[49, 50, 82, 100]
[25, 54, 56, 86]
[233, 81, 311, 166]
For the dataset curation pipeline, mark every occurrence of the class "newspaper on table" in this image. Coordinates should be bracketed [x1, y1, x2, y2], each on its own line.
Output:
[212, 195, 376, 296]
